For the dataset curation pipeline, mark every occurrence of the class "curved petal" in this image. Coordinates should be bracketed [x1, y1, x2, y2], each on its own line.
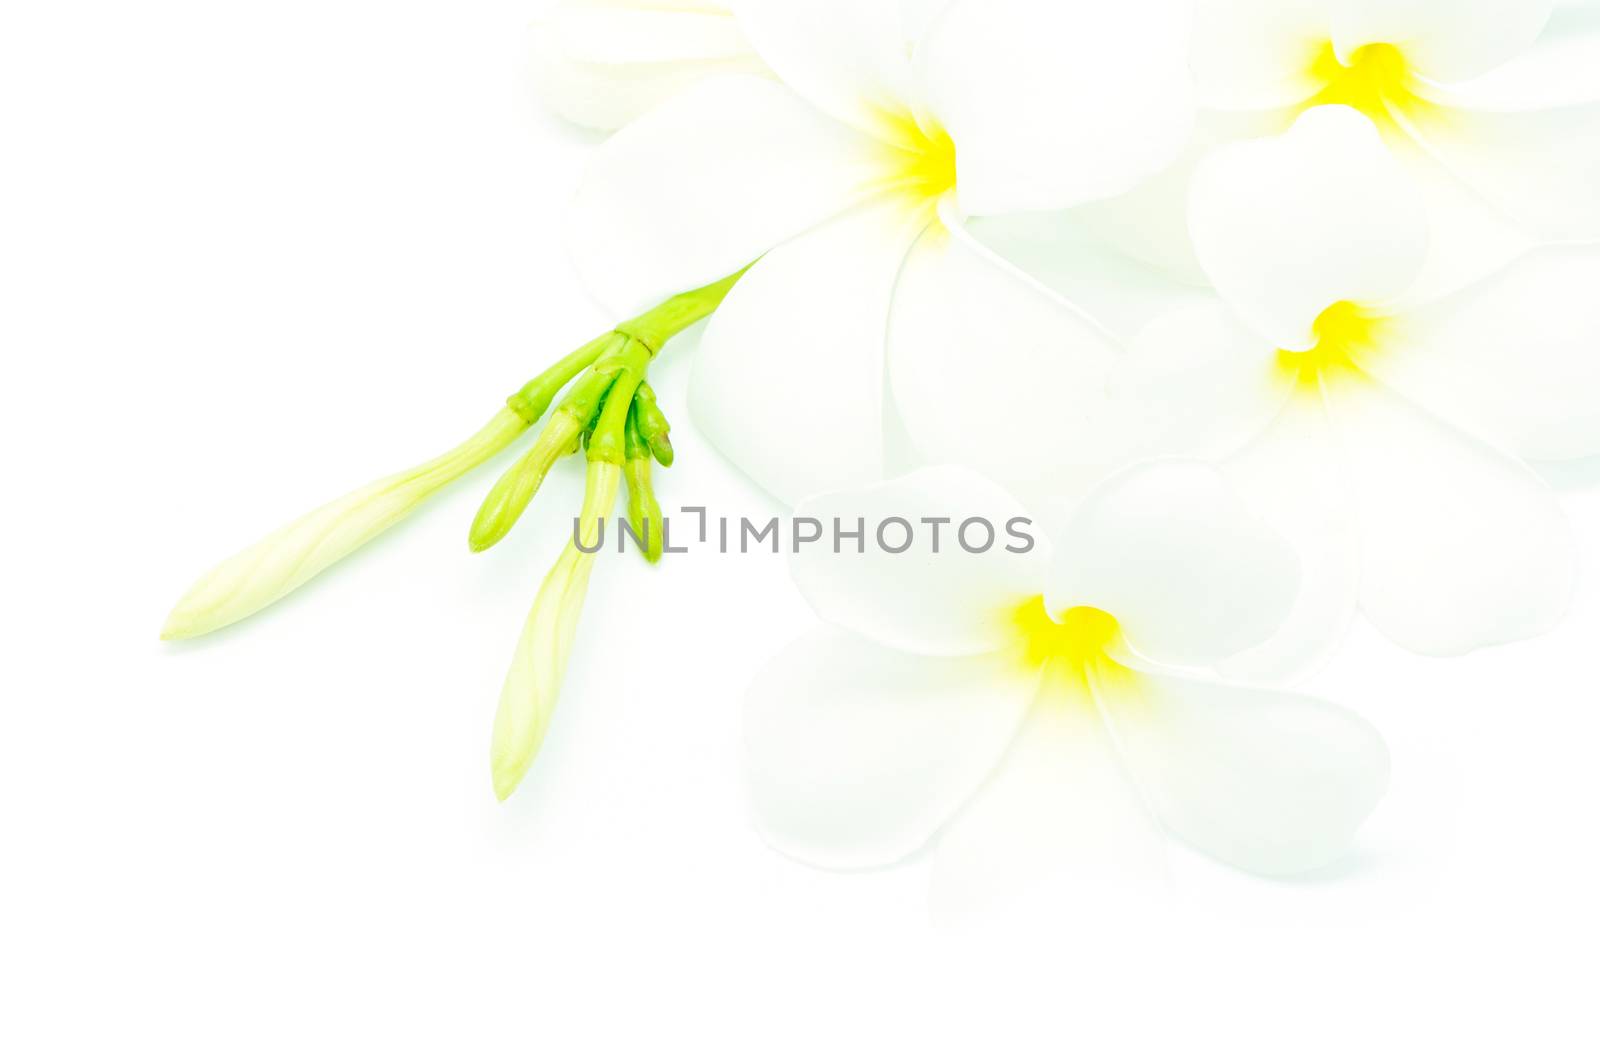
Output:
[744, 630, 1038, 870]
[929, 690, 1169, 918]
[530, 2, 768, 131]
[1190, 105, 1429, 351]
[1065, 108, 1298, 285]
[886, 207, 1133, 498]
[1331, 0, 1555, 84]
[963, 207, 1203, 344]
[1045, 460, 1302, 671]
[1323, 372, 1577, 656]
[565, 75, 885, 314]
[1367, 246, 1600, 462]
[789, 466, 1050, 658]
[918, 0, 1195, 216]
[1387, 136, 1534, 303]
[689, 199, 929, 505]
[1217, 397, 1360, 683]
[1095, 668, 1390, 877]
[730, 0, 917, 142]
[1401, 100, 1600, 241]
[1438, 3, 1600, 109]
[1113, 294, 1293, 460]
[1191, 0, 1330, 110]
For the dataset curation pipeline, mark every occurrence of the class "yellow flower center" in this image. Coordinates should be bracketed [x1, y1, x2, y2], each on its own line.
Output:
[877, 109, 958, 205]
[1012, 597, 1136, 699]
[1304, 41, 1428, 129]
[1277, 300, 1387, 390]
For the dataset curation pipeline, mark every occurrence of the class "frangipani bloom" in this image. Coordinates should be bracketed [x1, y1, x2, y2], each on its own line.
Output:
[530, 1, 769, 132]
[745, 463, 1389, 889]
[568, 0, 1196, 503]
[1188, 0, 1600, 244]
[1106, 105, 1589, 675]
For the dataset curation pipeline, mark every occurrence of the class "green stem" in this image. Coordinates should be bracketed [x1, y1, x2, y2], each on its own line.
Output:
[506, 332, 616, 425]
[614, 266, 751, 353]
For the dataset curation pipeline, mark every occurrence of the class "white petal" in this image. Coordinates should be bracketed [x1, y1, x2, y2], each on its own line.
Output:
[1331, 0, 1554, 83]
[1323, 373, 1577, 655]
[565, 75, 885, 314]
[1387, 137, 1534, 303]
[1113, 294, 1292, 460]
[1217, 397, 1360, 683]
[690, 199, 929, 505]
[1403, 100, 1600, 241]
[1190, 0, 1330, 110]
[788, 466, 1049, 657]
[544, 1, 749, 65]
[963, 207, 1202, 344]
[1096, 669, 1390, 877]
[917, 0, 1195, 215]
[530, 2, 768, 131]
[1368, 246, 1600, 462]
[1189, 105, 1429, 351]
[162, 409, 526, 640]
[930, 691, 1169, 918]
[886, 208, 1133, 497]
[1064, 109, 1297, 285]
[1439, 3, 1600, 109]
[1046, 460, 1301, 670]
[730, 0, 916, 141]
[900, 0, 956, 43]
[744, 630, 1037, 870]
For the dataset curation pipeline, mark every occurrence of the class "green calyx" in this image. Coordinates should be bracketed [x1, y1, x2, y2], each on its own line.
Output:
[470, 264, 748, 555]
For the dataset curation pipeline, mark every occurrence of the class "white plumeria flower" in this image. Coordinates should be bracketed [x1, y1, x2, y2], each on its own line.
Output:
[745, 462, 1389, 894]
[1193, 0, 1600, 244]
[530, 1, 770, 132]
[566, 0, 1196, 503]
[1075, 0, 1600, 291]
[1088, 105, 1590, 677]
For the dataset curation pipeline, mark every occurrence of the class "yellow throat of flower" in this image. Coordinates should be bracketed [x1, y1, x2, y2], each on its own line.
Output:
[1277, 301, 1387, 390]
[1305, 41, 1427, 129]
[877, 109, 958, 205]
[1013, 597, 1132, 696]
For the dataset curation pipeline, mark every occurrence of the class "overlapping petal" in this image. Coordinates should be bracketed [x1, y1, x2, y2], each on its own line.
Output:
[1095, 668, 1391, 876]
[929, 690, 1170, 914]
[530, 1, 767, 131]
[731, 0, 917, 142]
[1218, 398, 1360, 683]
[916, 0, 1196, 215]
[886, 210, 1131, 496]
[1331, 0, 1555, 83]
[1044, 460, 1301, 670]
[1365, 246, 1600, 462]
[1189, 105, 1429, 350]
[1440, 2, 1600, 109]
[1190, 0, 1329, 110]
[566, 75, 885, 313]
[1402, 101, 1600, 241]
[744, 630, 1039, 870]
[1322, 372, 1577, 656]
[690, 199, 931, 506]
[1114, 295, 1292, 459]
[787, 465, 1049, 657]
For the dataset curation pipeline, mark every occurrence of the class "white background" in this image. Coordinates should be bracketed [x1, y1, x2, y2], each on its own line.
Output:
[4, 2, 1599, 1056]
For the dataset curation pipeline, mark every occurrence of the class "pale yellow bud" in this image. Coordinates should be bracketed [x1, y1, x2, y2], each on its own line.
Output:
[489, 461, 621, 801]
[162, 408, 527, 640]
